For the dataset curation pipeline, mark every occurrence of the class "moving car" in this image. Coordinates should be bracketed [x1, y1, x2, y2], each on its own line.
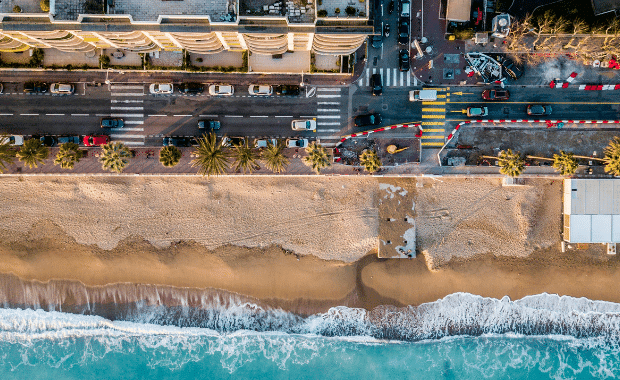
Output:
[177, 82, 204, 94]
[466, 107, 489, 117]
[208, 84, 234, 96]
[248, 85, 273, 96]
[6, 135, 24, 146]
[83, 135, 110, 147]
[409, 89, 437, 101]
[399, 49, 410, 72]
[274, 85, 300, 96]
[163, 137, 193, 147]
[149, 83, 174, 94]
[101, 118, 124, 128]
[371, 35, 383, 48]
[221, 136, 245, 147]
[57, 136, 81, 145]
[50, 83, 74, 94]
[24, 81, 47, 93]
[38, 135, 57, 147]
[197, 119, 221, 131]
[527, 104, 552, 116]
[481, 89, 510, 100]
[398, 19, 409, 45]
[354, 113, 382, 127]
[254, 138, 278, 148]
[371, 73, 383, 96]
[291, 119, 317, 131]
[286, 138, 308, 148]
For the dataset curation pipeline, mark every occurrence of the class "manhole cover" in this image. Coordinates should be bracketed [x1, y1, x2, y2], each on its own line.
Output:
[382, 104, 388, 110]
[503, 107, 510, 114]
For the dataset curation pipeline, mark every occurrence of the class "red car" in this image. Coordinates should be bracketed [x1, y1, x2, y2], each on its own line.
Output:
[481, 89, 510, 100]
[83, 135, 110, 146]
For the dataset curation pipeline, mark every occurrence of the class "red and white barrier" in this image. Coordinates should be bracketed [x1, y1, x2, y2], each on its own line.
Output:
[550, 72, 579, 89]
[335, 123, 423, 147]
[578, 84, 620, 90]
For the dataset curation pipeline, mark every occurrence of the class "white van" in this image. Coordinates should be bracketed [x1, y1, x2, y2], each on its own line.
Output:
[400, 0, 410, 17]
[409, 89, 438, 101]
[50, 83, 74, 94]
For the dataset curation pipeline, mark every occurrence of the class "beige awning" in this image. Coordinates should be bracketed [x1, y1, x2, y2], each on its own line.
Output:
[446, 0, 472, 22]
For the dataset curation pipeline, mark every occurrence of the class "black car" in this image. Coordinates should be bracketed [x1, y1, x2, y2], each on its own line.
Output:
[371, 35, 383, 48]
[24, 81, 47, 93]
[37, 135, 57, 147]
[221, 136, 246, 147]
[354, 113, 382, 127]
[163, 137, 193, 147]
[398, 19, 409, 45]
[177, 82, 204, 94]
[57, 135, 81, 145]
[527, 105, 552, 116]
[101, 118, 124, 128]
[399, 49, 410, 72]
[503, 61, 524, 80]
[274, 85, 300, 96]
[198, 119, 221, 131]
[371, 73, 383, 96]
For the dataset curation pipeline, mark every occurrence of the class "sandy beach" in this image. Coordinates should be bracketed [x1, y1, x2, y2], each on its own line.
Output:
[0, 176, 619, 313]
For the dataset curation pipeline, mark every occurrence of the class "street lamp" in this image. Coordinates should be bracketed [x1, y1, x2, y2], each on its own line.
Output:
[300, 71, 305, 87]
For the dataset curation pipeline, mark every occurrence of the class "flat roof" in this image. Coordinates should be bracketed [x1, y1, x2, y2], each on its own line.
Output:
[446, 0, 471, 22]
[591, 0, 620, 15]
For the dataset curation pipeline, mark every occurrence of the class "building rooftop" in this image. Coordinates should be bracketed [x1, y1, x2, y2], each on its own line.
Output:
[591, 0, 620, 16]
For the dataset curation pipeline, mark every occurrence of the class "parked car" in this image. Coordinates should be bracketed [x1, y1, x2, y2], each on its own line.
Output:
[83, 135, 109, 147]
[6, 135, 24, 146]
[527, 104, 552, 116]
[0, 83, 4, 94]
[354, 113, 382, 127]
[221, 136, 245, 147]
[371, 73, 383, 96]
[38, 135, 57, 147]
[291, 119, 317, 131]
[24, 81, 47, 93]
[177, 82, 204, 94]
[274, 85, 300, 96]
[399, 49, 410, 72]
[248, 85, 273, 96]
[502, 59, 524, 80]
[197, 119, 221, 131]
[57, 135, 81, 145]
[208, 84, 234, 96]
[101, 118, 124, 128]
[255, 138, 277, 148]
[163, 137, 193, 147]
[481, 89, 510, 100]
[286, 138, 309, 148]
[149, 83, 173, 94]
[398, 19, 409, 45]
[371, 35, 383, 48]
[50, 83, 74, 95]
[400, 0, 410, 17]
[466, 107, 489, 117]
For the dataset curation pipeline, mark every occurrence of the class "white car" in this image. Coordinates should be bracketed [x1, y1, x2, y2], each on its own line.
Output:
[248, 85, 273, 96]
[286, 138, 308, 148]
[209, 84, 234, 96]
[5, 135, 23, 146]
[254, 138, 277, 148]
[149, 83, 173, 94]
[291, 119, 316, 131]
[50, 83, 74, 94]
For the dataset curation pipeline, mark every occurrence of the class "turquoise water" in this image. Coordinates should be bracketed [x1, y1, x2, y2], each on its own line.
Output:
[1, 293, 620, 379]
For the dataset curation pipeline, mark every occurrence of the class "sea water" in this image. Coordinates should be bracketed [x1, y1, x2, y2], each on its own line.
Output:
[1, 293, 620, 379]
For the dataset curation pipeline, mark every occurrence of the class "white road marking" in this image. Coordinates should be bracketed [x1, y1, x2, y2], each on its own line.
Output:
[173, 114, 192, 117]
[316, 135, 342, 139]
[393, 69, 397, 86]
[316, 88, 341, 92]
[0, 113, 13, 116]
[110, 113, 144, 117]
[111, 93, 144, 97]
[317, 109, 340, 112]
[115, 141, 145, 145]
[110, 128, 144, 132]
[250, 115, 269, 118]
[300, 115, 317, 118]
[386, 68, 390, 86]
[124, 120, 144, 125]
[111, 99, 144, 103]
[110, 134, 144, 139]
[317, 129, 340, 132]
[111, 106, 144, 110]
[366, 69, 370, 86]
[46, 113, 65, 116]
[316, 115, 340, 119]
[225, 115, 243, 117]
[407, 72, 411, 86]
[275, 115, 293, 118]
[199, 114, 218, 117]
[111, 85, 144, 90]
[317, 102, 340, 105]
[316, 94, 341, 98]
[317, 122, 341, 126]
[21, 113, 40, 116]
[148, 114, 167, 117]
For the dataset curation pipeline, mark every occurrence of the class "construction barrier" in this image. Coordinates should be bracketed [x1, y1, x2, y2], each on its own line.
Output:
[335, 123, 423, 148]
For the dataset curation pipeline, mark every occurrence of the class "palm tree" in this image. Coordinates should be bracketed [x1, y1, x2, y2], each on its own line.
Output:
[100, 142, 132, 173]
[16, 138, 49, 168]
[159, 146, 182, 167]
[303, 142, 331, 174]
[54, 142, 82, 169]
[359, 149, 381, 173]
[231, 140, 259, 173]
[552, 151, 579, 176]
[191, 132, 229, 176]
[262, 140, 289, 173]
[483, 149, 525, 177]
[604, 137, 620, 176]
[0, 136, 16, 173]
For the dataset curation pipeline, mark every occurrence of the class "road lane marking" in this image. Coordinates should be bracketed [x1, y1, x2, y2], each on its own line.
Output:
[317, 122, 341, 125]
[110, 134, 144, 138]
[110, 113, 144, 117]
[317, 94, 341, 98]
[422, 108, 446, 112]
[111, 93, 144, 96]
[316, 115, 340, 119]
[111, 128, 144, 132]
[317, 129, 340, 132]
[300, 115, 316, 118]
[250, 115, 269, 118]
[173, 114, 192, 117]
[422, 121, 445, 125]
[225, 115, 243, 117]
[110, 85, 143, 90]
[21, 113, 40, 116]
[422, 114, 445, 119]
[111, 106, 144, 110]
[317, 109, 340, 112]
[199, 114, 218, 117]
[111, 99, 144, 103]
[46, 113, 65, 116]
[421, 141, 445, 146]
[125, 120, 144, 125]
[0, 113, 13, 116]
[148, 114, 167, 117]
[317, 102, 340, 105]
[275, 115, 293, 118]
[115, 141, 145, 145]
[421, 135, 445, 139]
[447, 101, 620, 104]
[423, 128, 445, 132]
[317, 88, 341, 92]
[422, 101, 446, 105]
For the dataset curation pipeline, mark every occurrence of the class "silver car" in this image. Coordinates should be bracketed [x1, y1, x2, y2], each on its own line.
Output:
[209, 84, 234, 96]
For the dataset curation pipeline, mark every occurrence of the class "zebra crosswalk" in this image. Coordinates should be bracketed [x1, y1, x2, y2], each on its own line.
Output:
[357, 68, 417, 87]
[315, 87, 345, 147]
[420, 89, 447, 147]
[109, 85, 145, 146]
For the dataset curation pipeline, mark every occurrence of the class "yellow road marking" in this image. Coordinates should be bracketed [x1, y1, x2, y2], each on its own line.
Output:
[422, 121, 445, 125]
[421, 141, 446, 146]
[436, 94, 446, 98]
[422, 108, 446, 112]
[447, 101, 620, 104]
[422, 101, 446, 105]
[421, 135, 445, 139]
[450, 110, 467, 113]
[424, 87, 447, 91]
[422, 128, 445, 132]
[422, 114, 445, 119]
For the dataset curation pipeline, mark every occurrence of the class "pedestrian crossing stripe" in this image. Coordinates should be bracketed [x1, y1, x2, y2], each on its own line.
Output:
[421, 135, 445, 139]
[421, 108, 446, 112]
[422, 121, 445, 125]
[436, 94, 446, 98]
[422, 115, 445, 119]
[424, 87, 449, 91]
[422, 101, 446, 105]
[423, 128, 445, 132]
[421, 141, 445, 146]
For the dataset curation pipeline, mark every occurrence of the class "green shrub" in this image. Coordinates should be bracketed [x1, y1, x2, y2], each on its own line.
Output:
[13, 5, 21, 13]
[345, 6, 356, 15]
[99, 54, 110, 68]
[317, 9, 327, 17]
[29, 48, 44, 67]
[335, 7, 340, 14]
[40, 0, 50, 12]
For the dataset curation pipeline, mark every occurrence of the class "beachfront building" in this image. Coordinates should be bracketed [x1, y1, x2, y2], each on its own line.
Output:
[0, 0, 372, 65]
[563, 179, 620, 252]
